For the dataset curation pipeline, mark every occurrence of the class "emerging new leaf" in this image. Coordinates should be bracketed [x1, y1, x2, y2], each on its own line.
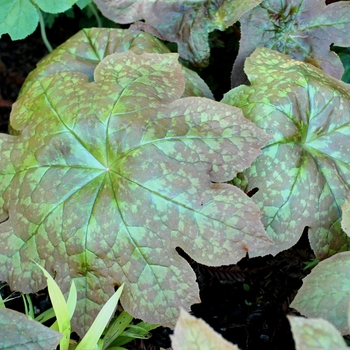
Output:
[93, 0, 264, 67]
[0, 51, 271, 335]
[223, 47, 350, 259]
[231, 0, 350, 87]
[290, 251, 350, 335]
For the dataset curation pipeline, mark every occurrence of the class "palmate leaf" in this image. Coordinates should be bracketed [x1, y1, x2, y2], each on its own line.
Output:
[290, 251, 350, 335]
[19, 28, 213, 101]
[0, 51, 271, 335]
[231, 0, 350, 87]
[92, 0, 263, 67]
[223, 47, 350, 259]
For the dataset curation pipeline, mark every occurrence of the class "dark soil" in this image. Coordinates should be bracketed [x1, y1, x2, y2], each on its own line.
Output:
[0, 12, 344, 350]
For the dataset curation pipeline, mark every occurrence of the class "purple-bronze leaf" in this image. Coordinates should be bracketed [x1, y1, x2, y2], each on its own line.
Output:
[93, 0, 263, 67]
[20, 28, 213, 100]
[0, 308, 62, 349]
[223, 47, 350, 259]
[290, 251, 350, 335]
[231, 0, 350, 87]
[0, 51, 271, 335]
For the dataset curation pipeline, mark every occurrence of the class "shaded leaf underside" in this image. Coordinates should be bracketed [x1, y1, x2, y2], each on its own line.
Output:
[231, 0, 350, 87]
[0, 51, 271, 335]
[223, 47, 350, 259]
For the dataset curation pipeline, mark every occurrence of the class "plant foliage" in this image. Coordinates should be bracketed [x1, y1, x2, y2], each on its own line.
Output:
[4, 0, 350, 347]
[171, 309, 239, 350]
[0, 0, 79, 40]
[0, 49, 271, 335]
[92, 0, 264, 67]
[291, 251, 350, 334]
[223, 46, 350, 259]
[0, 308, 62, 350]
[288, 315, 348, 349]
[231, 0, 350, 87]
[19, 28, 213, 101]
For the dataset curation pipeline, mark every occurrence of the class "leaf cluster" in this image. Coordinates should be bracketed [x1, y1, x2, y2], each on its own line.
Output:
[2, 0, 350, 348]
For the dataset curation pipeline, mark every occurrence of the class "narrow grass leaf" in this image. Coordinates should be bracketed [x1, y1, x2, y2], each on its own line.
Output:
[35, 307, 56, 324]
[67, 280, 77, 319]
[112, 322, 159, 347]
[76, 284, 124, 350]
[0, 293, 4, 308]
[102, 311, 133, 349]
[35, 263, 71, 350]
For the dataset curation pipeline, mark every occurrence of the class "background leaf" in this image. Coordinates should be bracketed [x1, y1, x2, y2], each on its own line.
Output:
[35, 0, 78, 13]
[171, 309, 239, 350]
[0, 0, 78, 40]
[223, 47, 350, 259]
[290, 251, 350, 335]
[0, 308, 62, 350]
[0, 0, 39, 40]
[19, 28, 213, 101]
[0, 50, 271, 335]
[92, 0, 263, 67]
[288, 315, 348, 349]
[231, 0, 350, 87]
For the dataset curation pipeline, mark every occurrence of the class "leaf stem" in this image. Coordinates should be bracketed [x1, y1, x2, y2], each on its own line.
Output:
[36, 6, 53, 53]
[88, 3, 102, 28]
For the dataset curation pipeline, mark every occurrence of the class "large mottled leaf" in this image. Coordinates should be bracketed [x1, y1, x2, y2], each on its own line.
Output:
[290, 252, 350, 334]
[171, 309, 239, 350]
[0, 308, 62, 349]
[223, 47, 350, 259]
[0, 0, 78, 40]
[0, 51, 271, 336]
[288, 315, 348, 349]
[231, 0, 350, 87]
[92, 0, 263, 67]
[19, 28, 213, 101]
[341, 195, 350, 235]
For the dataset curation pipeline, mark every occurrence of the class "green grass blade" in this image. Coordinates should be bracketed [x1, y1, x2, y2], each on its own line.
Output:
[50, 280, 77, 331]
[110, 321, 158, 347]
[102, 311, 133, 349]
[24, 294, 35, 319]
[76, 284, 124, 350]
[0, 293, 5, 308]
[35, 263, 71, 350]
[67, 279, 77, 319]
[35, 307, 56, 324]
